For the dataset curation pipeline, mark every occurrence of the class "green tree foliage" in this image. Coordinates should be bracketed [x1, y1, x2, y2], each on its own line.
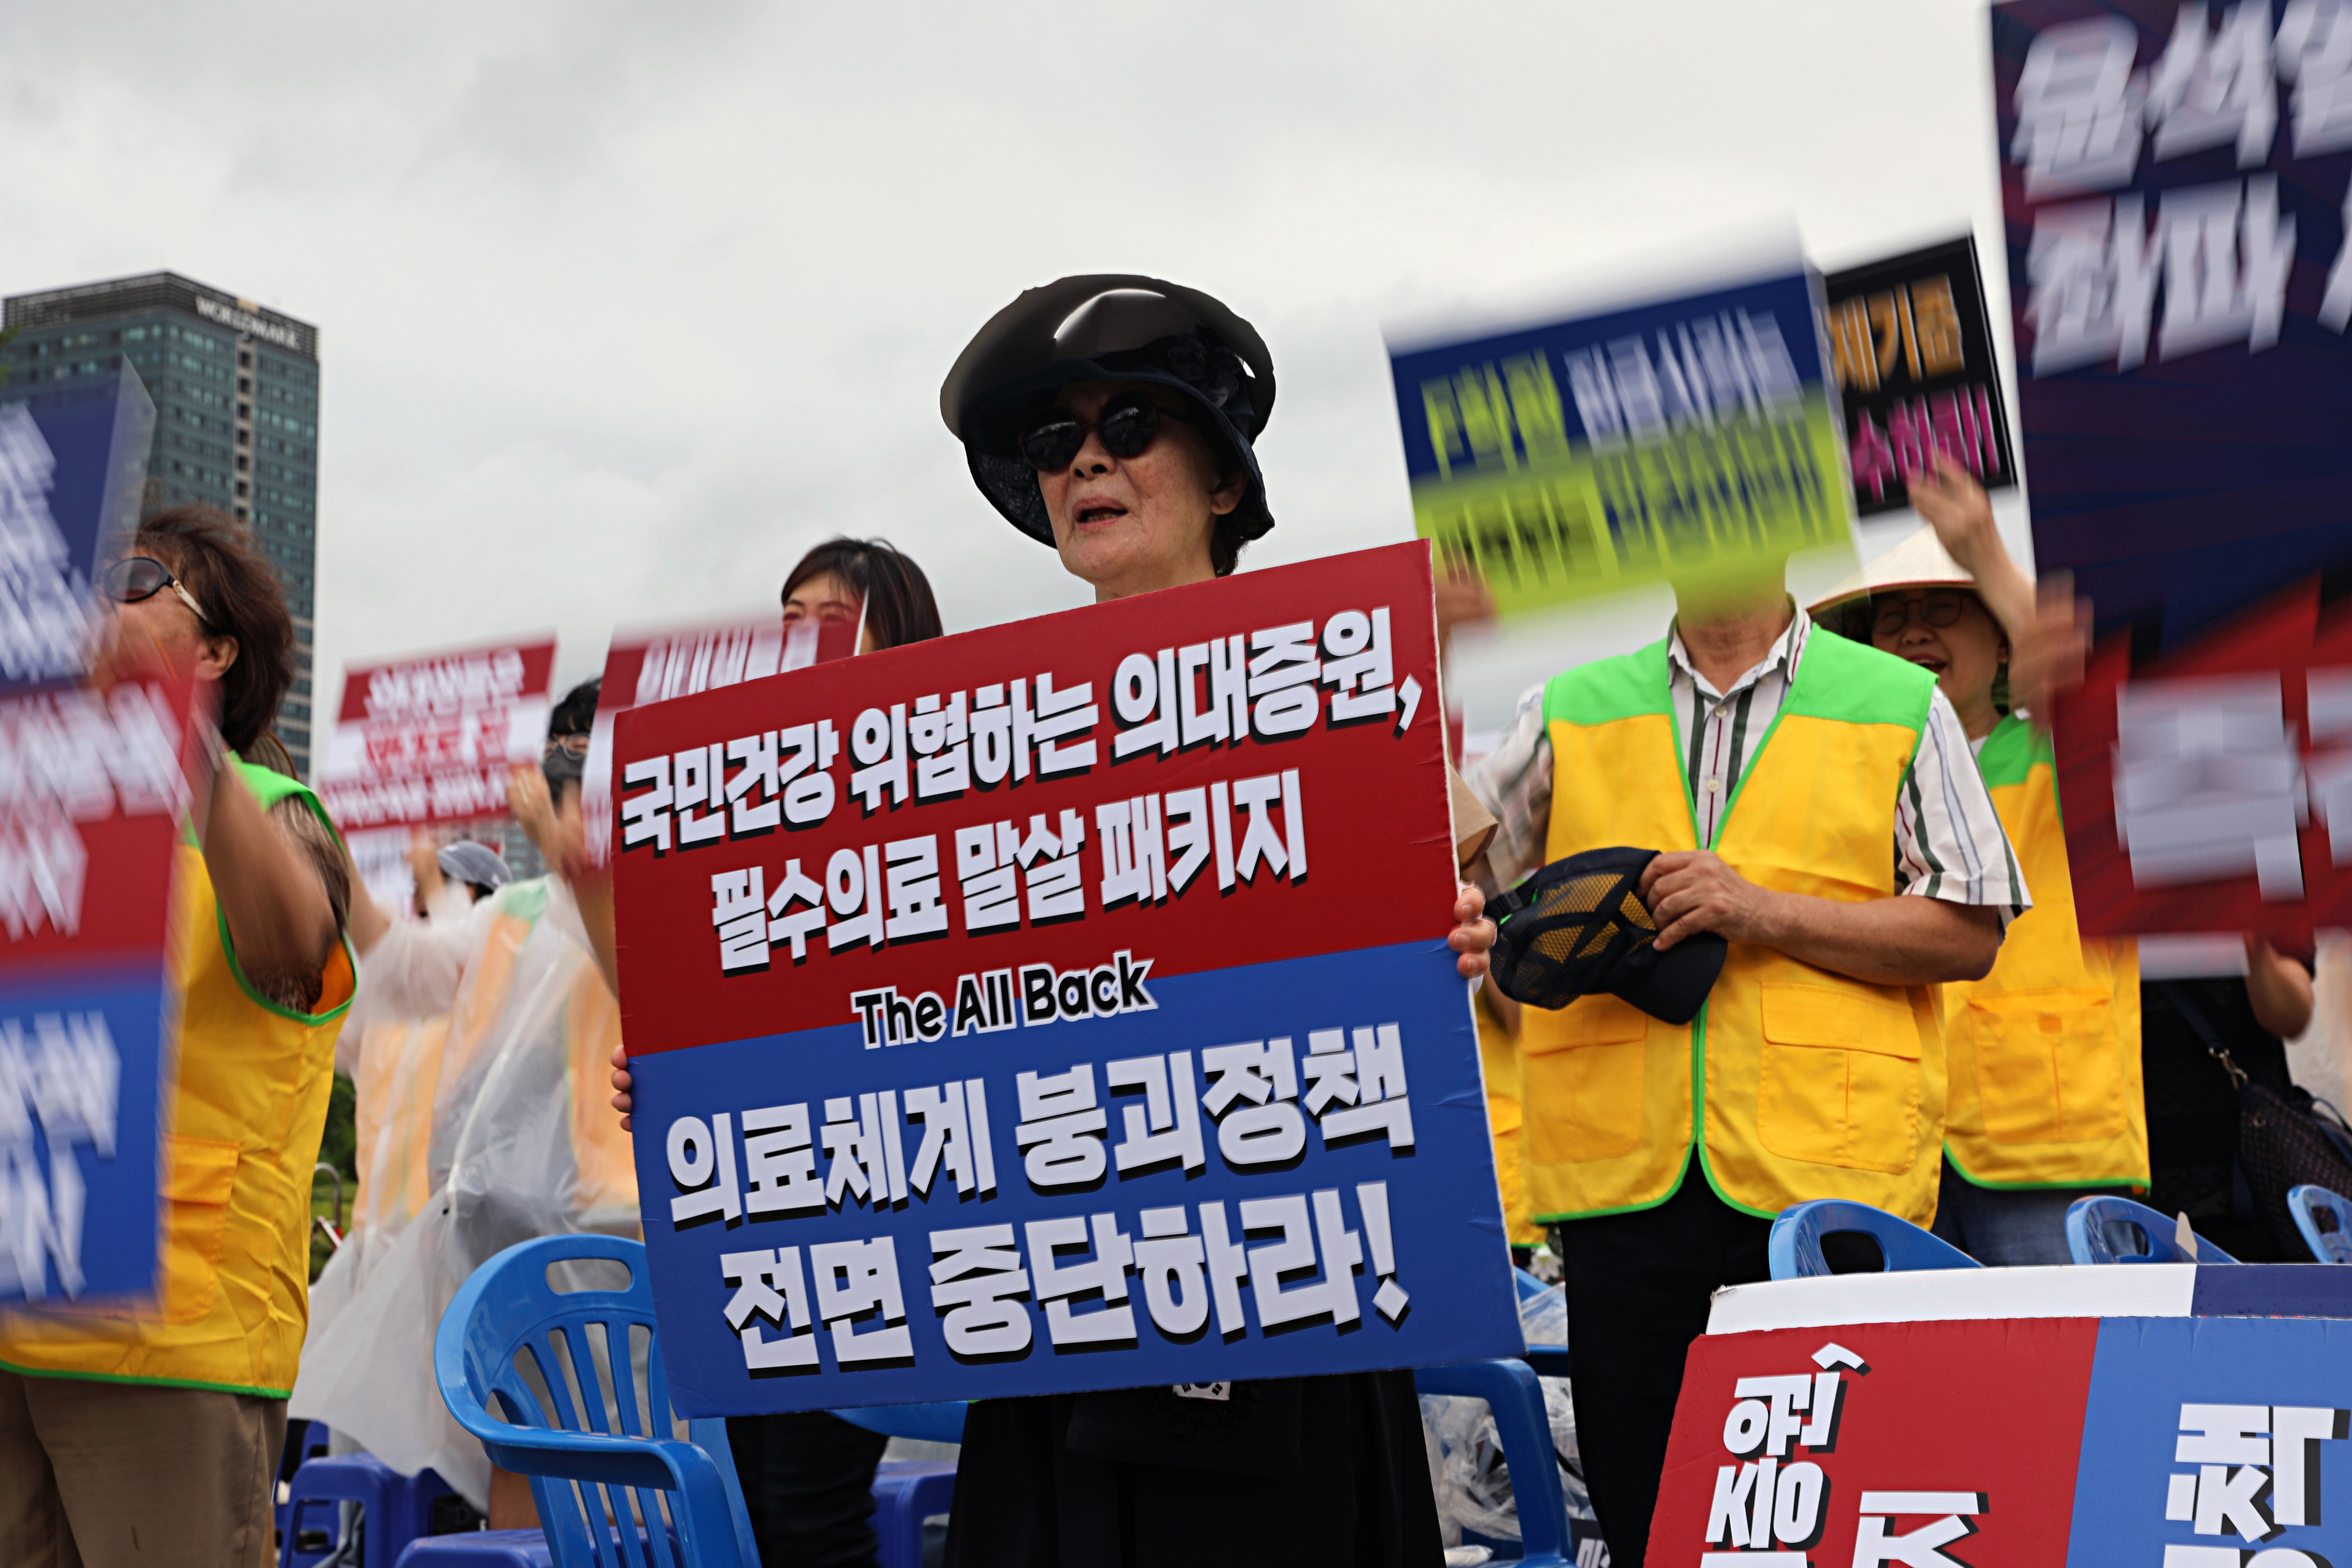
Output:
[308, 1071, 358, 1282]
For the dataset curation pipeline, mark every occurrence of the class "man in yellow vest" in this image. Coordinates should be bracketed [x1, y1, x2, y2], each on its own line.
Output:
[1465, 549, 2025, 1568]
[0, 509, 355, 1568]
[1810, 456, 2144, 1265]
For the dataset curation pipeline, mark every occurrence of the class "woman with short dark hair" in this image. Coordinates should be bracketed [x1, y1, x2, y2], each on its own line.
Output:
[0, 505, 356, 1566]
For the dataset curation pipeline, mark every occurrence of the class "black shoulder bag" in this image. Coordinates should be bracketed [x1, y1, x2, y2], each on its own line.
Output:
[2161, 981, 2352, 1261]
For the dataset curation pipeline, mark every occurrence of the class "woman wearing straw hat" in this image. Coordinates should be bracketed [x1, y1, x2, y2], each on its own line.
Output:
[928, 274, 1494, 1567]
[1809, 456, 2151, 1264]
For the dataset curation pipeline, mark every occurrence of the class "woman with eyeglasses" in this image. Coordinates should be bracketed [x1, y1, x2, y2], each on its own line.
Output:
[0, 507, 356, 1566]
[923, 276, 1491, 1568]
[1807, 457, 2166, 1266]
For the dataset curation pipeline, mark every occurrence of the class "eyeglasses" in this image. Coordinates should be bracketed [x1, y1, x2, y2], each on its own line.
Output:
[101, 556, 212, 629]
[1870, 590, 1971, 638]
[544, 733, 592, 758]
[1018, 393, 1198, 473]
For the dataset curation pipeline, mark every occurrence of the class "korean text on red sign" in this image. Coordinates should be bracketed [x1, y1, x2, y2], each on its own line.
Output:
[316, 638, 556, 833]
[612, 541, 1521, 1416]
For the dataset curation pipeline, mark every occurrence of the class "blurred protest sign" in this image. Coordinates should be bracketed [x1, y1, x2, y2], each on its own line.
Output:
[1387, 242, 1856, 618]
[0, 363, 152, 693]
[583, 611, 857, 865]
[612, 542, 1518, 1415]
[1994, 0, 2352, 939]
[1822, 236, 2016, 518]
[0, 363, 199, 1307]
[317, 638, 555, 835]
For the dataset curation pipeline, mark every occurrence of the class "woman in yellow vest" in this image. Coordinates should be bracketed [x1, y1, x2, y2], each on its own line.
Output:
[1810, 455, 2143, 1265]
[0, 507, 355, 1568]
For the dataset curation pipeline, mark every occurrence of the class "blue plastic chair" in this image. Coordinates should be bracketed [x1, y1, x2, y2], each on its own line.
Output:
[275, 1420, 335, 1553]
[434, 1234, 759, 1568]
[2065, 1195, 2237, 1265]
[827, 1403, 964, 1567]
[281, 1454, 457, 1568]
[2288, 1185, 2352, 1263]
[828, 1402, 968, 1445]
[1415, 1359, 1571, 1568]
[396, 1533, 551, 1567]
[1768, 1199, 1982, 1279]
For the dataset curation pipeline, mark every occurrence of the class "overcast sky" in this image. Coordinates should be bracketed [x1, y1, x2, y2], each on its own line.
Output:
[1, 0, 2021, 731]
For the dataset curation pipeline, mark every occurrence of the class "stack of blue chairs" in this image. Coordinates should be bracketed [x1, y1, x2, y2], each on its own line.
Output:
[410, 1234, 1606, 1568]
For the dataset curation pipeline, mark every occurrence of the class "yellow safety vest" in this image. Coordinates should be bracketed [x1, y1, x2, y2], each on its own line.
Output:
[0, 760, 355, 1398]
[1522, 632, 1949, 1226]
[1474, 991, 1545, 1247]
[1940, 714, 2146, 1191]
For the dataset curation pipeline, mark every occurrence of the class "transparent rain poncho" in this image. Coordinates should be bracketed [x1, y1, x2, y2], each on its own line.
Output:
[292, 876, 637, 1509]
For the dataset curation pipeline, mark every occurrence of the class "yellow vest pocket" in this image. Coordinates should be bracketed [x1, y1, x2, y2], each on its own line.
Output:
[1756, 984, 1922, 1175]
[158, 1136, 239, 1326]
[1963, 988, 2122, 1146]
[1524, 994, 1649, 1164]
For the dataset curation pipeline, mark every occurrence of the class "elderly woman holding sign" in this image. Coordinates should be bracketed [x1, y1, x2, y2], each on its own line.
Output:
[933, 276, 1491, 1568]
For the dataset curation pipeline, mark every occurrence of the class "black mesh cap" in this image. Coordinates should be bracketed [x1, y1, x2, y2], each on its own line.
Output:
[1489, 847, 1728, 1025]
[941, 276, 1277, 549]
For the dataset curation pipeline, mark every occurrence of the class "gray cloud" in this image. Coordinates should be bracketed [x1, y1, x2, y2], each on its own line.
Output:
[0, 0, 2010, 724]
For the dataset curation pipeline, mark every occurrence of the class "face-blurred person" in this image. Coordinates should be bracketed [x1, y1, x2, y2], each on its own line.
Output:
[1, 507, 355, 1566]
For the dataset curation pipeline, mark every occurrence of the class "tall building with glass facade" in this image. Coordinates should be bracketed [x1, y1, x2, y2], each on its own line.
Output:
[0, 273, 322, 776]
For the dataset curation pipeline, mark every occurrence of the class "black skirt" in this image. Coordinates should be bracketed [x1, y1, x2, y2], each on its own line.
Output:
[941, 1373, 1444, 1568]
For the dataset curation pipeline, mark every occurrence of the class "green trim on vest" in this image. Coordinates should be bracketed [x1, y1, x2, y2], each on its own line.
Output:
[1778, 626, 1938, 730]
[0, 1355, 292, 1401]
[210, 756, 357, 1027]
[1544, 641, 1672, 726]
[1974, 713, 2054, 791]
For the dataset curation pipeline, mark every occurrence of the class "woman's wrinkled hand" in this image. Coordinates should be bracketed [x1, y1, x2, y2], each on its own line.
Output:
[1450, 884, 1496, 980]
[610, 1041, 634, 1131]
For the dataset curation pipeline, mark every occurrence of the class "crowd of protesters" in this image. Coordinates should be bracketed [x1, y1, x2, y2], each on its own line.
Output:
[0, 272, 2334, 1568]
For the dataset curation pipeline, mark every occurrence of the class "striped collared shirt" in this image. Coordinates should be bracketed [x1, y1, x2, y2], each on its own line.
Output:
[1465, 606, 2027, 924]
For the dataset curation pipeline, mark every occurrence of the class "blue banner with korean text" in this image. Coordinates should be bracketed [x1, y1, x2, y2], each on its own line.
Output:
[1996, 0, 2352, 939]
[1386, 246, 1855, 619]
[612, 542, 1522, 1415]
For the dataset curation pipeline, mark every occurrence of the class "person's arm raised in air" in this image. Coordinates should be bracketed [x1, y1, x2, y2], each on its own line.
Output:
[1909, 454, 2090, 727]
[195, 730, 345, 999]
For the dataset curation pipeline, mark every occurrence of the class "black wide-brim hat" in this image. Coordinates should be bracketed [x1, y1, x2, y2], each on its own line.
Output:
[1489, 846, 1728, 1026]
[940, 275, 1277, 548]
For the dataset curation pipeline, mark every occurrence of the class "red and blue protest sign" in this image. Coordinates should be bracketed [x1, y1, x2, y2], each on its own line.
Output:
[1993, 0, 2352, 938]
[611, 541, 1522, 1415]
[1653, 1268, 2352, 1568]
[0, 364, 195, 1307]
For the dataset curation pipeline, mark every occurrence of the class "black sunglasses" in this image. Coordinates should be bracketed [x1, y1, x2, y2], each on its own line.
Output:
[1018, 393, 1199, 473]
[1870, 590, 1970, 638]
[101, 556, 212, 628]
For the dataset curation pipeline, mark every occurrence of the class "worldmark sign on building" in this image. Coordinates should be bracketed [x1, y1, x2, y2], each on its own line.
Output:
[1387, 243, 1856, 618]
[611, 543, 1521, 1415]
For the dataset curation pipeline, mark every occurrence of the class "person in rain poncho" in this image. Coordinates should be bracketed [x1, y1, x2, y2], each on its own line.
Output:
[291, 680, 634, 1524]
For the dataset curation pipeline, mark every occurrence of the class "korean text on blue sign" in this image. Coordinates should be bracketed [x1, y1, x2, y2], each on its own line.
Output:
[1996, 0, 2352, 940]
[611, 541, 1522, 1415]
[1387, 252, 1855, 618]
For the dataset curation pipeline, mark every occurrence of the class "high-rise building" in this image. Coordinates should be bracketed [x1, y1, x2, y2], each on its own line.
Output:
[0, 273, 322, 776]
